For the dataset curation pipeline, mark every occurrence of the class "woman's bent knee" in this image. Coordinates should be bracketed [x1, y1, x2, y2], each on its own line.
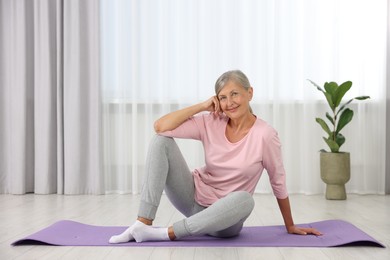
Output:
[150, 135, 175, 150]
[228, 191, 255, 215]
[152, 134, 174, 144]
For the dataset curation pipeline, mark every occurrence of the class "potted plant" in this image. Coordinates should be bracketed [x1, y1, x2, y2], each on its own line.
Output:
[308, 80, 370, 200]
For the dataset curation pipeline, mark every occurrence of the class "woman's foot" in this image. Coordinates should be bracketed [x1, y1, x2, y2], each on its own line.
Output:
[132, 221, 170, 242]
[109, 221, 144, 243]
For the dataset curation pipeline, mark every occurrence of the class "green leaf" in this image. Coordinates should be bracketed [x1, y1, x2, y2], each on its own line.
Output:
[326, 112, 334, 126]
[316, 118, 332, 136]
[355, 95, 370, 100]
[337, 96, 370, 117]
[334, 81, 352, 107]
[323, 137, 340, 152]
[324, 82, 338, 106]
[307, 79, 325, 93]
[336, 108, 354, 134]
[335, 133, 346, 148]
[324, 92, 335, 110]
[324, 82, 338, 96]
[337, 98, 353, 116]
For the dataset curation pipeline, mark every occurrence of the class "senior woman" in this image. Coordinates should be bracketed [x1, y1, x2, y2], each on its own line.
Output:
[109, 70, 321, 243]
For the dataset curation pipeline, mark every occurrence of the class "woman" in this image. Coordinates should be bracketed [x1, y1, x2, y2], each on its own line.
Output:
[109, 70, 321, 243]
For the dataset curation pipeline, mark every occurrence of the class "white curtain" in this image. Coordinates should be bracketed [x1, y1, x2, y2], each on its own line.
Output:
[1, 0, 387, 195]
[387, 0, 390, 194]
[0, 0, 103, 194]
[101, 0, 388, 195]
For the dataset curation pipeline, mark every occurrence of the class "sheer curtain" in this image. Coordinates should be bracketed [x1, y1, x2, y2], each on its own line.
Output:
[0, 0, 103, 194]
[387, 0, 390, 194]
[100, 0, 388, 195]
[2, 1, 385, 196]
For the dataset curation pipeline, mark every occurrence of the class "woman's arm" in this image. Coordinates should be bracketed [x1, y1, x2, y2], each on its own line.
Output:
[154, 96, 221, 133]
[277, 197, 322, 235]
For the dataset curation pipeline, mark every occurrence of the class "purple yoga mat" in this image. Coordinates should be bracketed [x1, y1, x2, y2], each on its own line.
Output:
[11, 219, 384, 247]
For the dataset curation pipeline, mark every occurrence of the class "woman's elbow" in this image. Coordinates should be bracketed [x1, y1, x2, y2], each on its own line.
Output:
[154, 120, 164, 133]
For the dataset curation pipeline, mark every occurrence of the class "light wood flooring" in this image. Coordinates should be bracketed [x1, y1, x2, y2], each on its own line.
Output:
[1, 194, 389, 260]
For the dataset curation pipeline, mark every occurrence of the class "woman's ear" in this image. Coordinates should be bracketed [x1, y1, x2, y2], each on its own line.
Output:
[248, 87, 253, 101]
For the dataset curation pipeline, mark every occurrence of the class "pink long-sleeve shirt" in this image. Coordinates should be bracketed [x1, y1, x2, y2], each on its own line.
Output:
[160, 113, 288, 207]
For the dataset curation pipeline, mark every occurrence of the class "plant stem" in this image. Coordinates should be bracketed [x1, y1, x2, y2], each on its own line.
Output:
[333, 108, 336, 141]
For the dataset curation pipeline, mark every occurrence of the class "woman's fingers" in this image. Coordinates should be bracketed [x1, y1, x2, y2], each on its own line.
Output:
[213, 96, 220, 113]
[289, 226, 323, 236]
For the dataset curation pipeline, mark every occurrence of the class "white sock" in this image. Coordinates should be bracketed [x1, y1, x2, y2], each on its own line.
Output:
[109, 221, 144, 244]
[132, 221, 170, 242]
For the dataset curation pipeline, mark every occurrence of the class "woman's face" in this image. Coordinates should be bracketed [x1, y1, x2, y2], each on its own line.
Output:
[217, 80, 253, 119]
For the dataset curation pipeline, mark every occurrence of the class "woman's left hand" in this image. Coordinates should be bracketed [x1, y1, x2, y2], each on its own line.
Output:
[287, 225, 323, 236]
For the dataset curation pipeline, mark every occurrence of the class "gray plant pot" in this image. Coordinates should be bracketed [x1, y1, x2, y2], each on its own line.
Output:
[320, 152, 350, 200]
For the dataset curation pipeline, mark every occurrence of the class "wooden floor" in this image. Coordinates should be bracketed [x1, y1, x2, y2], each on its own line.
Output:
[1, 193, 389, 260]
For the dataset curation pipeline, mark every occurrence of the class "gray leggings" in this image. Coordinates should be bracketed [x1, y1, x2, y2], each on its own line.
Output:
[138, 135, 255, 239]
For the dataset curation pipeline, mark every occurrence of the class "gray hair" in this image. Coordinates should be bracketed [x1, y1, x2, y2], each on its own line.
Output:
[214, 70, 251, 95]
[214, 70, 253, 113]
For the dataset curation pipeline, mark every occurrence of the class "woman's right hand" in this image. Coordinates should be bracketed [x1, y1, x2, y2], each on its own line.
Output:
[202, 96, 222, 116]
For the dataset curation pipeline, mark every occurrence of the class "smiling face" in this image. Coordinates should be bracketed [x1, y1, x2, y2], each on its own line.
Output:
[217, 80, 253, 120]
